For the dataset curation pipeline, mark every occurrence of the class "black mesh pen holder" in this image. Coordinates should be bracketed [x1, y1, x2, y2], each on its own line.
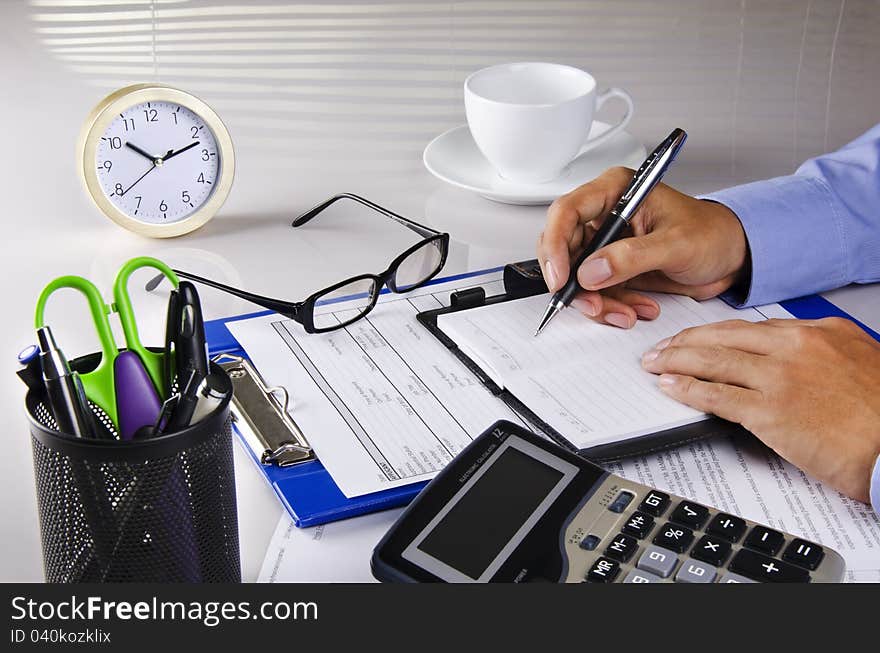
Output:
[26, 354, 241, 583]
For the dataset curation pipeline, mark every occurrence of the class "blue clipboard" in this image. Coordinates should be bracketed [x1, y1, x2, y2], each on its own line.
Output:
[204, 268, 501, 528]
[205, 268, 878, 528]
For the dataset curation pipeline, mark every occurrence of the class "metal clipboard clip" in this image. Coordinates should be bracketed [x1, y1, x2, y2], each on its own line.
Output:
[213, 353, 313, 467]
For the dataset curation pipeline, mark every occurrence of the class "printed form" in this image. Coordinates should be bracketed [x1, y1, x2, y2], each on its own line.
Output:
[227, 271, 525, 498]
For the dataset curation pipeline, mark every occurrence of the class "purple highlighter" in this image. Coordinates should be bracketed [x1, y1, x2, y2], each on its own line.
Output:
[115, 351, 162, 441]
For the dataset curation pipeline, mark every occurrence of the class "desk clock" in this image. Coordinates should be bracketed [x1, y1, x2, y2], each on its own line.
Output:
[77, 84, 234, 238]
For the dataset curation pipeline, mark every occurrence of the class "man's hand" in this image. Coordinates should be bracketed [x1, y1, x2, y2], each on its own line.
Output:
[537, 167, 749, 328]
[641, 317, 880, 503]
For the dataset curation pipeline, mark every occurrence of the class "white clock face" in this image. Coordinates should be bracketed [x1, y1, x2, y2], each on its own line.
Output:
[94, 101, 221, 224]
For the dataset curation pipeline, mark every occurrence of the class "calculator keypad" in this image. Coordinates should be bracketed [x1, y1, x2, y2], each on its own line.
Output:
[638, 490, 670, 517]
[636, 545, 678, 578]
[604, 533, 639, 563]
[652, 522, 694, 553]
[621, 512, 654, 539]
[690, 535, 732, 567]
[782, 539, 824, 570]
[729, 548, 809, 583]
[743, 526, 785, 556]
[675, 558, 716, 583]
[586, 557, 620, 583]
[719, 572, 757, 584]
[706, 513, 747, 542]
[575, 483, 837, 583]
[623, 569, 662, 583]
[669, 501, 710, 529]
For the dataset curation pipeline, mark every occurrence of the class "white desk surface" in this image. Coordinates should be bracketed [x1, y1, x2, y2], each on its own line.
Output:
[2, 1, 879, 582]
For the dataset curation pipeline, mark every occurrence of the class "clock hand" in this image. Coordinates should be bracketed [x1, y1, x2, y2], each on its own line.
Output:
[161, 141, 200, 162]
[120, 163, 156, 196]
[117, 141, 200, 197]
[125, 141, 159, 162]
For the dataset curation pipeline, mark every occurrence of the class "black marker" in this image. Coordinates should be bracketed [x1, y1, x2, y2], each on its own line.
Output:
[175, 281, 209, 387]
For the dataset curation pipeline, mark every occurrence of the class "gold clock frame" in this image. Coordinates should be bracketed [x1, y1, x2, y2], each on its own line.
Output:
[77, 83, 235, 238]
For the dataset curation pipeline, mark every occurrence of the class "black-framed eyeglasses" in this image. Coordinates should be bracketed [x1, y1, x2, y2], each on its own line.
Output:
[161, 193, 450, 333]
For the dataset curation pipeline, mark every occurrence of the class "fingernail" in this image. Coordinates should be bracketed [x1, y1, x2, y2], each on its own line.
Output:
[654, 337, 672, 351]
[641, 349, 659, 364]
[634, 304, 659, 320]
[579, 258, 612, 287]
[571, 297, 599, 317]
[605, 312, 632, 329]
[544, 260, 558, 290]
[658, 374, 678, 388]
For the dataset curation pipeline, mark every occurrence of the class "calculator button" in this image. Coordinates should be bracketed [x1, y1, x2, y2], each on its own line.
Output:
[690, 535, 732, 567]
[652, 522, 694, 553]
[624, 569, 663, 583]
[579, 534, 601, 551]
[719, 572, 758, 584]
[743, 526, 785, 556]
[636, 545, 679, 578]
[782, 539, 824, 570]
[604, 533, 638, 563]
[706, 513, 747, 542]
[675, 558, 717, 584]
[621, 511, 654, 539]
[729, 549, 810, 583]
[607, 491, 635, 513]
[638, 490, 670, 517]
[586, 557, 620, 583]
[669, 501, 709, 529]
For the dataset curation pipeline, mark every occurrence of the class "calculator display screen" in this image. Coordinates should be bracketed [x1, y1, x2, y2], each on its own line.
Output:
[417, 446, 564, 579]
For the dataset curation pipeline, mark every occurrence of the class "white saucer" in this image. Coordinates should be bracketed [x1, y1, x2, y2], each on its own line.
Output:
[423, 121, 647, 205]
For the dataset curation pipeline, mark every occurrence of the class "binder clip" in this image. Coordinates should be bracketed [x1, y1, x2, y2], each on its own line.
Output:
[213, 353, 313, 467]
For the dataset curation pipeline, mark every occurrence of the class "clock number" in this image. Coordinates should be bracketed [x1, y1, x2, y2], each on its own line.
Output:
[191, 125, 202, 139]
[201, 148, 211, 161]
[171, 111, 178, 125]
[100, 161, 112, 171]
[134, 196, 142, 208]
[143, 108, 158, 122]
[114, 182, 124, 196]
[181, 190, 191, 204]
[197, 172, 207, 184]
[159, 200, 168, 212]
[107, 137, 122, 149]
[123, 118, 136, 132]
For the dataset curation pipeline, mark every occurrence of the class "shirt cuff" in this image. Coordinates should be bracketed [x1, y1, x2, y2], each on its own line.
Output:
[871, 454, 880, 516]
[700, 175, 849, 307]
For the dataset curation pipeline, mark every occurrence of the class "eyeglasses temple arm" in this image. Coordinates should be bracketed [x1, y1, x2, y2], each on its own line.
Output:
[291, 192, 440, 239]
[146, 270, 304, 321]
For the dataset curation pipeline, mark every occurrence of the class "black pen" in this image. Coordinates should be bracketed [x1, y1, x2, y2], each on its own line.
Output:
[37, 326, 96, 438]
[535, 128, 688, 336]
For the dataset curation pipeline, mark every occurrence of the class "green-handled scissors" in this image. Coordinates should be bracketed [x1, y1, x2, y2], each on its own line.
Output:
[34, 256, 180, 427]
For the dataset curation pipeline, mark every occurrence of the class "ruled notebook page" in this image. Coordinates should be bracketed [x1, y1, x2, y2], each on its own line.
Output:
[437, 293, 765, 450]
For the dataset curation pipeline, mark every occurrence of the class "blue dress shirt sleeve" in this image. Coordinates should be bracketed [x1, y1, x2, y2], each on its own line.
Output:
[701, 123, 880, 308]
[872, 456, 880, 515]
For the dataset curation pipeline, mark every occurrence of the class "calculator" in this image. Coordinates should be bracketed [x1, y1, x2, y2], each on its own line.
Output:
[371, 420, 846, 583]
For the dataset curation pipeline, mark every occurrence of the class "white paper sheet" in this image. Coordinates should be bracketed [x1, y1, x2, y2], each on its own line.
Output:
[437, 292, 766, 450]
[258, 509, 404, 583]
[608, 436, 880, 582]
[228, 272, 526, 498]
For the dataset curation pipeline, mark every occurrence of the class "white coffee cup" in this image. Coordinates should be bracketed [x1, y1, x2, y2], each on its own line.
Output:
[464, 62, 634, 184]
